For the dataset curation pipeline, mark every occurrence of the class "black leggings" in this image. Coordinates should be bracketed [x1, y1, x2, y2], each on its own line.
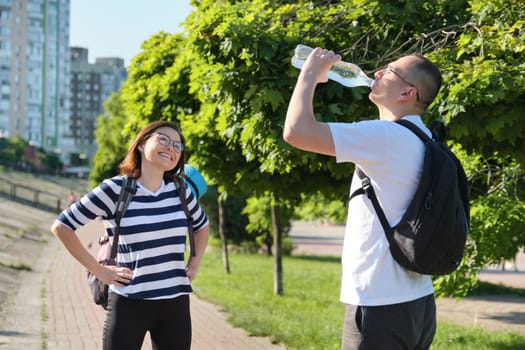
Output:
[103, 294, 191, 350]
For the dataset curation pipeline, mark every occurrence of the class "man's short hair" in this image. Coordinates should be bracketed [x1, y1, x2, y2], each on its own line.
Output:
[412, 55, 442, 108]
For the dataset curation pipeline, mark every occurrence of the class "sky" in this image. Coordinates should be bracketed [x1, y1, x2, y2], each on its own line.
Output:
[69, 1, 193, 66]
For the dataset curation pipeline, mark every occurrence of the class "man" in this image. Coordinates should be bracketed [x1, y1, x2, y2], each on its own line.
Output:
[283, 47, 442, 349]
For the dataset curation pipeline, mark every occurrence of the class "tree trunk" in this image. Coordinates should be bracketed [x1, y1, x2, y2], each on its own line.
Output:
[218, 194, 230, 274]
[271, 196, 283, 296]
[265, 235, 272, 256]
[521, 132, 525, 174]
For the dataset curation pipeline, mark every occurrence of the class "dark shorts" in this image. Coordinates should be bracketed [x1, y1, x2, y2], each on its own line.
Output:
[342, 293, 436, 350]
[103, 293, 191, 350]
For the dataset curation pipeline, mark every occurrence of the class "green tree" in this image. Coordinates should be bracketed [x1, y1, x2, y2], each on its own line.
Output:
[182, 0, 485, 295]
[38, 147, 62, 173]
[89, 92, 130, 189]
[427, 0, 525, 296]
[90, 0, 525, 298]
[431, 0, 525, 166]
[0, 136, 26, 167]
[183, 0, 361, 294]
[119, 33, 198, 135]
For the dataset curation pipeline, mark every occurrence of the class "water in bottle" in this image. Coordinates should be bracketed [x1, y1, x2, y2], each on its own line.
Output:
[291, 44, 374, 88]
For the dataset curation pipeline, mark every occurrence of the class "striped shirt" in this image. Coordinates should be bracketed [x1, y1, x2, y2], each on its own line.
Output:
[56, 175, 209, 300]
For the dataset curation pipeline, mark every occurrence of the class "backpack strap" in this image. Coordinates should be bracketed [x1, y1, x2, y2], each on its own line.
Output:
[395, 119, 433, 143]
[350, 169, 394, 239]
[175, 178, 196, 257]
[110, 175, 137, 260]
[349, 120, 433, 246]
[429, 120, 446, 142]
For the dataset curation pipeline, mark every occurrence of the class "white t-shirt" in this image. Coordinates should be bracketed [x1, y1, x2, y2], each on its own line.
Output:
[328, 115, 434, 306]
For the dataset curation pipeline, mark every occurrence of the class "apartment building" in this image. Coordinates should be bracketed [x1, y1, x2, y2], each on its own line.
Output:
[0, 0, 127, 166]
[69, 47, 127, 163]
[0, 0, 70, 156]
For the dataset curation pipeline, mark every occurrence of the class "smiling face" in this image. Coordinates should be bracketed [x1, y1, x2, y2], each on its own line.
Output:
[139, 126, 183, 173]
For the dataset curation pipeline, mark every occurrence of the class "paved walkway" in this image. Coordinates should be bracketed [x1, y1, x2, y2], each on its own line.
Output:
[0, 199, 285, 350]
[0, 201, 524, 349]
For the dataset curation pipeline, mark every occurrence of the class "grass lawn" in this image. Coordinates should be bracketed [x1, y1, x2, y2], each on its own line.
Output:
[193, 250, 525, 350]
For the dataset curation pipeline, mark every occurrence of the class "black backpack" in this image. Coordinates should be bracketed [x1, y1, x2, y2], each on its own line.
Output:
[349, 119, 470, 275]
[88, 175, 137, 309]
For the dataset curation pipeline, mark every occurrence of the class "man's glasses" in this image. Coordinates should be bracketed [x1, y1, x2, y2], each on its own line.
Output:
[152, 132, 184, 153]
[385, 65, 420, 102]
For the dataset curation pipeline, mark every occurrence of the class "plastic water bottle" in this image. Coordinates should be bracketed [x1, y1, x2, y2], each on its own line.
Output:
[291, 44, 374, 88]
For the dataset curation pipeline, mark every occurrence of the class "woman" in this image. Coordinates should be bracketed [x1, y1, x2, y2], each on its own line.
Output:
[51, 120, 209, 349]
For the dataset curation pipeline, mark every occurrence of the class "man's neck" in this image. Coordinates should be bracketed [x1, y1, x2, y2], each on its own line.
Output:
[378, 105, 423, 121]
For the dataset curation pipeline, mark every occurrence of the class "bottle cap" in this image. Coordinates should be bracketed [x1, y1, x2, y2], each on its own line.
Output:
[184, 164, 208, 199]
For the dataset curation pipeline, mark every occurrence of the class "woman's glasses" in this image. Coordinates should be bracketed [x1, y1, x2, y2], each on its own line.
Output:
[152, 132, 184, 153]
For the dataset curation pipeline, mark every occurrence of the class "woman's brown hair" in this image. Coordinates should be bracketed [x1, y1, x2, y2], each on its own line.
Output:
[119, 120, 186, 181]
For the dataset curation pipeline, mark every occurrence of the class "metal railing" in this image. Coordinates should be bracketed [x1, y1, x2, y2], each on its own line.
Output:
[0, 177, 67, 213]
